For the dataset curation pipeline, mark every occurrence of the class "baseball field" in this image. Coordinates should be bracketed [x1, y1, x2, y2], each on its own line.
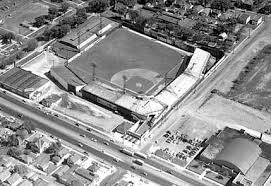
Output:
[69, 28, 185, 94]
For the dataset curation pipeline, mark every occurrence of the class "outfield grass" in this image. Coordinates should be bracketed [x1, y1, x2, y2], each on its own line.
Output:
[0, 2, 48, 35]
[69, 28, 184, 85]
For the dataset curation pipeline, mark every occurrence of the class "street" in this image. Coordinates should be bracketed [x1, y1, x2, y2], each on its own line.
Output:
[0, 92, 205, 186]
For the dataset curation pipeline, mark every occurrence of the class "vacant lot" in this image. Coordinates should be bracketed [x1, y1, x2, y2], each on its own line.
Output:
[227, 45, 271, 111]
[69, 28, 184, 93]
[0, 2, 48, 35]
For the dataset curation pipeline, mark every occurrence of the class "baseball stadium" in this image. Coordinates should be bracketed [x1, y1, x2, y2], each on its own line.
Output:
[50, 16, 211, 139]
[68, 27, 190, 96]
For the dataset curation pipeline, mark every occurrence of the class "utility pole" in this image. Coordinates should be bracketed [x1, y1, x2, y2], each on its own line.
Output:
[122, 75, 127, 94]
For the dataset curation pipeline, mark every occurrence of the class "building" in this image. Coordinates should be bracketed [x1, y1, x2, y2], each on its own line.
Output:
[5, 173, 22, 186]
[18, 180, 33, 186]
[50, 65, 85, 95]
[0, 170, 11, 182]
[0, 67, 49, 99]
[239, 13, 251, 24]
[200, 127, 271, 186]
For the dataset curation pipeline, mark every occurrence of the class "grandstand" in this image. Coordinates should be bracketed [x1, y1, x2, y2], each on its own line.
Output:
[51, 16, 120, 60]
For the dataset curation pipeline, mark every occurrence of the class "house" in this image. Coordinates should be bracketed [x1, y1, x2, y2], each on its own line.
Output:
[21, 154, 33, 165]
[35, 153, 50, 171]
[18, 179, 33, 186]
[0, 170, 11, 182]
[219, 32, 228, 41]
[193, 5, 204, 13]
[53, 165, 70, 178]
[199, 8, 211, 16]
[178, 18, 197, 29]
[2, 156, 14, 168]
[58, 148, 70, 159]
[238, 13, 251, 24]
[69, 153, 82, 165]
[5, 173, 22, 186]
[34, 136, 51, 154]
[251, 14, 263, 25]
[33, 178, 49, 186]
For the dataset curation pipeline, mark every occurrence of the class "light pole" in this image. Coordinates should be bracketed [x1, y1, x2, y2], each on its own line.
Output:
[122, 75, 127, 94]
[91, 62, 97, 81]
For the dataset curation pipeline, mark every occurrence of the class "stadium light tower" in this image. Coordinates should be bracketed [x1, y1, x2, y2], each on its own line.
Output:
[122, 75, 127, 94]
[91, 62, 97, 81]
[77, 30, 81, 51]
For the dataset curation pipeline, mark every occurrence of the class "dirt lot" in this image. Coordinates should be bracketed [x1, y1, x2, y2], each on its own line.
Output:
[196, 94, 271, 132]
[0, 1, 48, 35]
[69, 28, 185, 93]
[226, 45, 271, 111]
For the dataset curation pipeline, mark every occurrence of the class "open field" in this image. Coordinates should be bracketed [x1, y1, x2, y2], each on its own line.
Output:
[53, 93, 124, 132]
[69, 28, 185, 94]
[226, 45, 271, 111]
[0, 1, 48, 35]
[196, 94, 271, 132]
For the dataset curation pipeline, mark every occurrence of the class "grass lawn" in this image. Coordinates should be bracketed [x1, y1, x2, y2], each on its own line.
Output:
[0, 2, 48, 35]
[227, 45, 271, 111]
[69, 28, 184, 93]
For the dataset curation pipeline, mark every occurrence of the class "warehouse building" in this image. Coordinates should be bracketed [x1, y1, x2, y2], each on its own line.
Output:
[200, 127, 271, 186]
[0, 67, 49, 99]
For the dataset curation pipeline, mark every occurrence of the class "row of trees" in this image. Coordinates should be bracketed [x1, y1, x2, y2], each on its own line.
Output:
[37, 7, 87, 41]
[33, 3, 70, 28]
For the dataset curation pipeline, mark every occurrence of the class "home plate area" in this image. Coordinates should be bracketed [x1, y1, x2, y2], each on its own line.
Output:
[110, 68, 161, 94]
[126, 76, 154, 94]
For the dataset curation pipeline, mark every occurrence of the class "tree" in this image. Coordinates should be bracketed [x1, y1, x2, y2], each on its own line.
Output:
[117, 0, 136, 7]
[26, 141, 39, 153]
[33, 16, 47, 27]
[48, 7, 59, 17]
[7, 147, 22, 158]
[24, 39, 38, 52]
[128, 9, 139, 21]
[135, 15, 147, 28]
[87, 0, 109, 13]
[60, 2, 69, 12]
[16, 129, 28, 140]
[60, 24, 71, 35]
[20, 121, 33, 134]
[1, 32, 15, 44]
[76, 8, 88, 20]
[115, 3, 127, 15]
[13, 165, 28, 175]
[60, 16, 77, 28]
[211, 0, 231, 12]
[45, 142, 61, 154]
[7, 134, 19, 147]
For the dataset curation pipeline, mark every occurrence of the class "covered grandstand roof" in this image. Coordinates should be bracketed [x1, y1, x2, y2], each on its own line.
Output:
[0, 67, 48, 95]
[215, 138, 261, 174]
[59, 16, 118, 49]
[187, 48, 210, 78]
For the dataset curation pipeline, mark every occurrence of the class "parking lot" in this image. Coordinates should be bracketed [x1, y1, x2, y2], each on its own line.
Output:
[152, 129, 203, 167]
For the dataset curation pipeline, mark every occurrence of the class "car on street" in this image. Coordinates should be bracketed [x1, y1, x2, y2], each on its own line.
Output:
[86, 128, 91, 131]
[80, 134, 86, 138]
[131, 166, 136, 169]
[142, 172, 148, 176]
[91, 138, 97, 142]
[77, 143, 83, 147]
[104, 141, 109, 146]
[75, 123, 79, 127]
[166, 170, 173, 174]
